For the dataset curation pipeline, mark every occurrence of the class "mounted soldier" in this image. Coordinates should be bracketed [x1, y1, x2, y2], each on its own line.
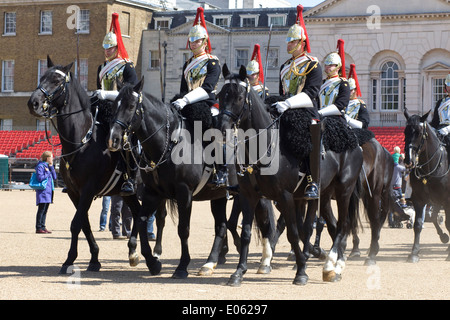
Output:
[95, 12, 138, 195]
[318, 39, 350, 121]
[430, 73, 450, 145]
[171, 7, 226, 187]
[344, 63, 370, 129]
[273, 5, 322, 200]
[246, 44, 269, 99]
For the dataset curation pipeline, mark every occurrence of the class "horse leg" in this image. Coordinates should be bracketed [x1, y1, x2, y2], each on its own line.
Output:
[301, 199, 317, 260]
[227, 194, 256, 286]
[153, 200, 167, 258]
[129, 190, 162, 275]
[172, 186, 192, 279]
[364, 194, 383, 266]
[279, 192, 308, 285]
[255, 198, 276, 274]
[198, 198, 228, 276]
[123, 195, 140, 267]
[431, 206, 449, 244]
[444, 208, 450, 261]
[408, 202, 426, 263]
[227, 195, 242, 253]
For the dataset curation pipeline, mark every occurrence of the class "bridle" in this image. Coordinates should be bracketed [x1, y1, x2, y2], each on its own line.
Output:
[113, 90, 172, 172]
[220, 78, 252, 127]
[37, 69, 71, 119]
[408, 121, 450, 182]
[35, 68, 96, 159]
[219, 77, 281, 175]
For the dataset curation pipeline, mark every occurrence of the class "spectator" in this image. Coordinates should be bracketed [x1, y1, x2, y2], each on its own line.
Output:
[110, 195, 132, 239]
[35, 151, 57, 234]
[99, 196, 111, 231]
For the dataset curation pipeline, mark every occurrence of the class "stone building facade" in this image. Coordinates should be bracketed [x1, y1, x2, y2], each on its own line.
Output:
[142, 0, 450, 126]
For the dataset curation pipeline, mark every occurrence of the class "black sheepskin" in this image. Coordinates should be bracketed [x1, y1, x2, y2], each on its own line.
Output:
[322, 117, 359, 153]
[279, 108, 313, 159]
[92, 97, 115, 125]
[353, 128, 375, 146]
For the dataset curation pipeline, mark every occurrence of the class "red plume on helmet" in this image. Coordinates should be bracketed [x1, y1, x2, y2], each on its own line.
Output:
[186, 7, 212, 53]
[336, 39, 346, 78]
[250, 44, 264, 82]
[109, 13, 129, 60]
[349, 63, 362, 97]
[296, 5, 310, 53]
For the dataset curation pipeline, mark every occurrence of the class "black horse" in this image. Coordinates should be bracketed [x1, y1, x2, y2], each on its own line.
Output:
[27, 57, 161, 275]
[107, 79, 277, 279]
[217, 65, 363, 285]
[403, 109, 450, 262]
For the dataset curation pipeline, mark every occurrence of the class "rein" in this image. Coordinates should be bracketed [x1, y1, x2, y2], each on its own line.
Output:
[118, 92, 173, 172]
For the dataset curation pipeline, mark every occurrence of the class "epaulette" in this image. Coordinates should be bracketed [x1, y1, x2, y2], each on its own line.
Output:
[207, 54, 219, 61]
[305, 54, 318, 62]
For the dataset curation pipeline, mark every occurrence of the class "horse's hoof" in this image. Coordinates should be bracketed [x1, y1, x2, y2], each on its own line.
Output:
[313, 248, 328, 261]
[172, 269, 188, 279]
[322, 270, 337, 282]
[293, 274, 308, 286]
[129, 253, 140, 267]
[227, 274, 243, 287]
[446, 255, 450, 262]
[364, 258, 376, 266]
[198, 266, 214, 276]
[440, 234, 449, 244]
[148, 259, 162, 275]
[407, 254, 420, 263]
[59, 265, 71, 274]
[87, 262, 101, 272]
[348, 250, 361, 259]
[257, 265, 272, 274]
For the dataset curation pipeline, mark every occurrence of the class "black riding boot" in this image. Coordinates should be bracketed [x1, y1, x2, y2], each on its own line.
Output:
[120, 137, 138, 196]
[304, 123, 321, 200]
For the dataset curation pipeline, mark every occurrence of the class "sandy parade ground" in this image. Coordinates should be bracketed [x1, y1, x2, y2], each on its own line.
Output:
[0, 188, 448, 310]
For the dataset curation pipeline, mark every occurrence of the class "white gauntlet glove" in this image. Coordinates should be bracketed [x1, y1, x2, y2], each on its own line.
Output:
[95, 89, 119, 101]
[438, 125, 450, 136]
[344, 114, 363, 129]
[274, 92, 313, 114]
[172, 87, 209, 111]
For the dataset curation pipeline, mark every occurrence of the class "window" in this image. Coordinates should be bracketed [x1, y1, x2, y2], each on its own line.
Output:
[371, 79, 377, 110]
[267, 48, 279, 68]
[38, 59, 48, 84]
[4, 12, 16, 35]
[432, 77, 446, 107]
[0, 119, 12, 131]
[2, 60, 14, 92]
[149, 51, 160, 69]
[182, 52, 191, 65]
[77, 9, 90, 33]
[120, 12, 130, 36]
[154, 18, 172, 30]
[213, 15, 231, 28]
[236, 49, 248, 68]
[75, 59, 88, 90]
[268, 14, 286, 27]
[40, 11, 52, 34]
[380, 61, 399, 111]
[37, 119, 46, 131]
[240, 14, 259, 28]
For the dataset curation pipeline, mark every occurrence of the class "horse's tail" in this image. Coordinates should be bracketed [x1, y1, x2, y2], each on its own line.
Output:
[253, 199, 277, 250]
[167, 199, 179, 224]
[347, 174, 363, 235]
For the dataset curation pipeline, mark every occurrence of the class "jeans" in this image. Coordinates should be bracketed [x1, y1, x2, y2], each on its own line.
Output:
[99, 196, 111, 231]
[36, 202, 50, 230]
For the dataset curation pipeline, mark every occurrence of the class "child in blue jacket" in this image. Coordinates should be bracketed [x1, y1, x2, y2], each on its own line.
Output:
[35, 151, 57, 233]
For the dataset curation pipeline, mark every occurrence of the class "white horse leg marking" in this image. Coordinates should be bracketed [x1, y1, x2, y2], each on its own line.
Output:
[257, 238, 273, 274]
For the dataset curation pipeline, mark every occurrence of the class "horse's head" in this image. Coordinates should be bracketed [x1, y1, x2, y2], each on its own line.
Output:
[217, 63, 251, 133]
[108, 77, 144, 152]
[28, 56, 73, 118]
[404, 108, 431, 167]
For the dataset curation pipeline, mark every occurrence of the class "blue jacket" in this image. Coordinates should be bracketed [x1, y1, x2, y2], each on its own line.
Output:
[35, 161, 57, 205]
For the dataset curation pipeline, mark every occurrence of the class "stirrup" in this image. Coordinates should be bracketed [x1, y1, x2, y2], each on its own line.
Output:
[304, 182, 319, 200]
[120, 180, 135, 196]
